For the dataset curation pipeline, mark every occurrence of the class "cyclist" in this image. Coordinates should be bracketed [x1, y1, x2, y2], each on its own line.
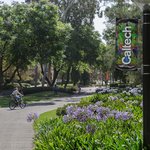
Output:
[11, 87, 23, 102]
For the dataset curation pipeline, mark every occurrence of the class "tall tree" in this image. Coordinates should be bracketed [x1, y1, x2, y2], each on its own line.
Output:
[0, 4, 13, 88]
[50, 0, 103, 25]
[64, 25, 101, 87]
[26, 0, 71, 87]
[3, 3, 35, 86]
[51, 0, 105, 87]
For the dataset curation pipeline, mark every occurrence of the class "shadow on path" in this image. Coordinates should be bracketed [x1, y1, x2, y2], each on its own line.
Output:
[27, 102, 55, 106]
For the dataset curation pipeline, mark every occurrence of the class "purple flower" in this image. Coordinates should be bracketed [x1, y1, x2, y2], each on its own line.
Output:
[115, 111, 132, 120]
[27, 113, 33, 122]
[66, 105, 75, 115]
[86, 124, 96, 134]
[121, 112, 132, 120]
[87, 108, 94, 118]
[96, 114, 102, 121]
[73, 107, 88, 122]
[115, 111, 122, 120]
[109, 96, 118, 101]
[87, 104, 98, 113]
[62, 104, 133, 123]
[140, 101, 143, 108]
[34, 112, 39, 120]
[63, 115, 71, 123]
[95, 101, 102, 106]
[27, 112, 39, 122]
[107, 113, 114, 118]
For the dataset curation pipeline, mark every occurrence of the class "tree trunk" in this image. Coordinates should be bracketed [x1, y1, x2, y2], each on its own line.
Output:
[0, 56, 3, 89]
[34, 65, 38, 87]
[61, 73, 65, 85]
[64, 65, 71, 89]
[4, 68, 17, 86]
[40, 64, 52, 87]
[51, 68, 60, 87]
[101, 71, 103, 86]
[17, 69, 22, 88]
[47, 63, 53, 83]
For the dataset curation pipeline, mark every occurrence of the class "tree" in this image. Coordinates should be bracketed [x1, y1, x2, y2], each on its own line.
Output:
[50, 21, 72, 86]
[0, 3, 39, 87]
[50, 0, 103, 26]
[0, 4, 14, 88]
[26, 0, 72, 87]
[63, 25, 101, 87]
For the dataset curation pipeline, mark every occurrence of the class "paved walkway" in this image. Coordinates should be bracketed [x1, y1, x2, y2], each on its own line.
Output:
[0, 95, 89, 150]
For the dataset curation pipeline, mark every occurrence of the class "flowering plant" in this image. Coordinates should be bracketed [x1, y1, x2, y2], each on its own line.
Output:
[33, 93, 142, 150]
[63, 104, 132, 123]
[27, 112, 39, 122]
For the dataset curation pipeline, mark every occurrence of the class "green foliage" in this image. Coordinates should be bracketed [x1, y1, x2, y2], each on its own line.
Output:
[110, 83, 118, 87]
[0, 1, 73, 88]
[77, 98, 91, 107]
[126, 71, 142, 85]
[89, 93, 109, 103]
[22, 90, 69, 103]
[0, 0, 105, 88]
[71, 68, 80, 85]
[53, 0, 102, 26]
[56, 105, 68, 116]
[56, 99, 91, 117]
[0, 96, 10, 107]
[35, 111, 142, 149]
[80, 71, 90, 86]
[34, 93, 143, 149]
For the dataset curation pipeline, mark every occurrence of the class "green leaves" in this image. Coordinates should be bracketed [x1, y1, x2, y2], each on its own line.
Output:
[0, 0, 74, 87]
[34, 93, 142, 149]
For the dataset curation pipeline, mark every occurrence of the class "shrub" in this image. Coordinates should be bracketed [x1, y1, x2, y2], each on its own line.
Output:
[56, 106, 67, 116]
[34, 118, 142, 150]
[1, 84, 14, 90]
[34, 93, 143, 150]
[56, 98, 91, 117]
[110, 83, 118, 87]
[89, 93, 109, 103]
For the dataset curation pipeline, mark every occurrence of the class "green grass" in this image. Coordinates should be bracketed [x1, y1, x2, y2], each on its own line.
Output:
[24, 91, 69, 103]
[37, 109, 57, 123]
[0, 96, 10, 107]
[34, 109, 58, 130]
[0, 91, 70, 108]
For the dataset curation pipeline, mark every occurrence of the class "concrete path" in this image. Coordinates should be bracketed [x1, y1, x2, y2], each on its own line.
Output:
[0, 95, 90, 150]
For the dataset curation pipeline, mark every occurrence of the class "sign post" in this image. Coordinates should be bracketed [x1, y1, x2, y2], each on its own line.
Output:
[115, 18, 138, 71]
[143, 4, 150, 148]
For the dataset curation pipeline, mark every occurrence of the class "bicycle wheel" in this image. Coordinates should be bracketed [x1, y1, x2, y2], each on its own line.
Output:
[19, 100, 26, 109]
[9, 101, 17, 110]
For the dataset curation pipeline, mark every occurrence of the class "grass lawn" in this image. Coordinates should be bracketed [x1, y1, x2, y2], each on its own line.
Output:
[36, 109, 57, 124]
[34, 109, 58, 130]
[0, 91, 70, 108]
[0, 96, 10, 107]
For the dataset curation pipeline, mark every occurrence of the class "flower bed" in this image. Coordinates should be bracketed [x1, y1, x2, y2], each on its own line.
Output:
[33, 93, 143, 150]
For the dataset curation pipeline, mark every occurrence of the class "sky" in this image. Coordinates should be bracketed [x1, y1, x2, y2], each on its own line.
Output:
[3, 0, 106, 35]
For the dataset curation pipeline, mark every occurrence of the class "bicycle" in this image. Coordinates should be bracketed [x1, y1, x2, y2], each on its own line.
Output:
[9, 94, 26, 110]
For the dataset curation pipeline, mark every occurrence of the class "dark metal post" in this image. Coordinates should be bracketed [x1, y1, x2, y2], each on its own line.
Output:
[143, 4, 150, 149]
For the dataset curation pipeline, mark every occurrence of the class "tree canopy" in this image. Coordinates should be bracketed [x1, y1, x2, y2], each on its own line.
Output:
[0, 0, 143, 89]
